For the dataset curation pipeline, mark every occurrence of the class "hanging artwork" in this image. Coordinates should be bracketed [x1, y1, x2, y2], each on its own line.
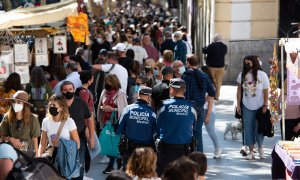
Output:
[0, 51, 14, 80]
[53, 36, 67, 54]
[35, 38, 48, 54]
[67, 12, 90, 45]
[15, 64, 30, 84]
[35, 54, 49, 66]
[284, 38, 300, 105]
[14, 44, 29, 63]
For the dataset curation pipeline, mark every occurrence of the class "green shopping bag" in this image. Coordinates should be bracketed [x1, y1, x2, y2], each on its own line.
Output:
[99, 111, 120, 157]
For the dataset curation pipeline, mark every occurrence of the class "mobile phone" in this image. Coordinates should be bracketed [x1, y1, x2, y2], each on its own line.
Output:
[50, 134, 57, 141]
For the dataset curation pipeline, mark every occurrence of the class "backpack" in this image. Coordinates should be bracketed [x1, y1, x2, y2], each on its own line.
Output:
[5, 143, 64, 180]
[30, 83, 47, 101]
[74, 87, 91, 103]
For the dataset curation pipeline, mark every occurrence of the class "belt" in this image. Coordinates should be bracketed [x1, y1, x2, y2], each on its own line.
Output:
[160, 141, 189, 148]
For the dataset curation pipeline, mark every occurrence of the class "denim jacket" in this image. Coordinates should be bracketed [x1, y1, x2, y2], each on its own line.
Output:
[55, 138, 81, 179]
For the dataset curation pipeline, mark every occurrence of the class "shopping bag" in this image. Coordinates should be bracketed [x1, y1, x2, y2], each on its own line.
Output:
[99, 112, 120, 157]
[88, 131, 101, 160]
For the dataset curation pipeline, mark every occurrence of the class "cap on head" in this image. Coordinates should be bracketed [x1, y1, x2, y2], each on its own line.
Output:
[169, 78, 186, 89]
[99, 49, 108, 56]
[112, 43, 126, 52]
[133, 37, 141, 43]
[138, 86, 152, 96]
[161, 66, 174, 76]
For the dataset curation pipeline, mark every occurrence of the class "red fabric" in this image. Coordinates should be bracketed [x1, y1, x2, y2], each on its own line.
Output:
[78, 88, 94, 113]
[102, 90, 118, 124]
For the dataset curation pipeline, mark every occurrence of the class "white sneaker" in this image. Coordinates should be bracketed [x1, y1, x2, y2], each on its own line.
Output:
[214, 147, 222, 159]
[246, 152, 255, 160]
[99, 156, 110, 164]
[258, 147, 265, 159]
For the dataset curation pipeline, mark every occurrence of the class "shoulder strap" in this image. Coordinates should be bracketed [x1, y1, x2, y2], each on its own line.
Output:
[106, 64, 115, 74]
[56, 120, 66, 138]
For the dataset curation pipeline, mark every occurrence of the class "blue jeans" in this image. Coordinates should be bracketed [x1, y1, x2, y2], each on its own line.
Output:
[194, 105, 204, 152]
[204, 110, 220, 149]
[242, 105, 264, 147]
[72, 137, 87, 180]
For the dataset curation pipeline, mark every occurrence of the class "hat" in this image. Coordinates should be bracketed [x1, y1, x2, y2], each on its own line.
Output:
[112, 43, 126, 51]
[6, 90, 33, 107]
[99, 49, 108, 56]
[169, 78, 186, 89]
[138, 86, 152, 96]
[161, 66, 174, 76]
[133, 37, 141, 43]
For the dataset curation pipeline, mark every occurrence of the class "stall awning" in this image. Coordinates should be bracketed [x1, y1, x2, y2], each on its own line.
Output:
[0, 0, 78, 30]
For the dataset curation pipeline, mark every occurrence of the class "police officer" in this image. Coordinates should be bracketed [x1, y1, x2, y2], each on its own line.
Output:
[116, 86, 157, 169]
[156, 78, 197, 176]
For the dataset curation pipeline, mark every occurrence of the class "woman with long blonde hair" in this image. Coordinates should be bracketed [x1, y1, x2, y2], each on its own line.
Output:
[126, 147, 160, 180]
[38, 94, 80, 162]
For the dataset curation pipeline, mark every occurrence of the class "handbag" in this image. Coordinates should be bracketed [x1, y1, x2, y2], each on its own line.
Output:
[42, 120, 66, 157]
[99, 111, 121, 157]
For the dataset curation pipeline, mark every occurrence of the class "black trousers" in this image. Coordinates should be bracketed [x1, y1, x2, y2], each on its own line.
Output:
[156, 142, 191, 176]
[280, 118, 300, 140]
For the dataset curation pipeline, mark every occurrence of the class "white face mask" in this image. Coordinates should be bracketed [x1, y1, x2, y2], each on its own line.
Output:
[179, 66, 186, 75]
[259, 60, 262, 66]
[13, 103, 24, 113]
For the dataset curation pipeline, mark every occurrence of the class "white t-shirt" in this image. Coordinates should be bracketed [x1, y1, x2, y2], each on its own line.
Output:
[237, 70, 269, 110]
[41, 117, 77, 146]
[130, 45, 148, 65]
[102, 64, 128, 94]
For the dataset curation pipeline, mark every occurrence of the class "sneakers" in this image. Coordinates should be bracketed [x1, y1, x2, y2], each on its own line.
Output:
[99, 156, 110, 164]
[246, 152, 255, 160]
[103, 167, 114, 174]
[258, 147, 265, 159]
[240, 146, 248, 156]
[214, 147, 222, 159]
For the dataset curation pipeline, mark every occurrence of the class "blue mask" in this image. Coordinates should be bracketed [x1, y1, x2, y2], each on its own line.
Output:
[179, 66, 186, 75]
[153, 69, 159, 76]
[134, 85, 140, 94]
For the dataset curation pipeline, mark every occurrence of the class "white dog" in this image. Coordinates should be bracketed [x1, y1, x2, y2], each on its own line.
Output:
[224, 120, 243, 140]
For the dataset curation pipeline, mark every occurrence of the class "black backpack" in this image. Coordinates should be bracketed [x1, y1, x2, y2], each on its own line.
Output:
[4, 143, 64, 180]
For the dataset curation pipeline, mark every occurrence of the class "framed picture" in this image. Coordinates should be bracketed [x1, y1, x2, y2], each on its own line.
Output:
[0, 51, 14, 80]
[14, 44, 29, 63]
[35, 54, 49, 66]
[35, 38, 48, 54]
[53, 36, 67, 54]
[15, 65, 30, 84]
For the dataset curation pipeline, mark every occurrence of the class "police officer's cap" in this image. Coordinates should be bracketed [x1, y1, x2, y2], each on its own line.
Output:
[138, 86, 152, 96]
[169, 78, 186, 89]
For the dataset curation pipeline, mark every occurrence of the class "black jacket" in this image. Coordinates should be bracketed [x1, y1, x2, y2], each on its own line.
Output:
[256, 107, 274, 137]
[202, 42, 227, 68]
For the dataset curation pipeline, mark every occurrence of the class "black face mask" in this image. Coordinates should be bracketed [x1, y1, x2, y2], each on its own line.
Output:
[145, 68, 151, 73]
[244, 63, 252, 71]
[105, 83, 112, 91]
[49, 107, 59, 116]
[62, 91, 74, 100]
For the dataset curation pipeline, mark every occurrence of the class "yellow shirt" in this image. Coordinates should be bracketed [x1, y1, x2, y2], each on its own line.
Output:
[0, 85, 16, 115]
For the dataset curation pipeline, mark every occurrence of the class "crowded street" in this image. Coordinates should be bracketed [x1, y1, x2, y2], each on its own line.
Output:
[0, 0, 299, 180]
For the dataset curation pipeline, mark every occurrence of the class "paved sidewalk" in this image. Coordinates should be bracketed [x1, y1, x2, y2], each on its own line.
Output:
[84, 85, 280, 180]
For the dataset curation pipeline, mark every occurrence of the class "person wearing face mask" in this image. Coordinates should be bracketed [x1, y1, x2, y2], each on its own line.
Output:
[156, 78, 197, 176]
[116, 86, 157, 170]
[172, 60, 185, 78]
[37, 95, 80, 162]
[152, 66, 174, 112]
[97, 74, 128, 174]
[0, 91, 40, 157]
[91, 33, 111, 63]
[60, 81, 95, 180]
[173, 31, 187, 64]
[236, 55, 269, 160]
